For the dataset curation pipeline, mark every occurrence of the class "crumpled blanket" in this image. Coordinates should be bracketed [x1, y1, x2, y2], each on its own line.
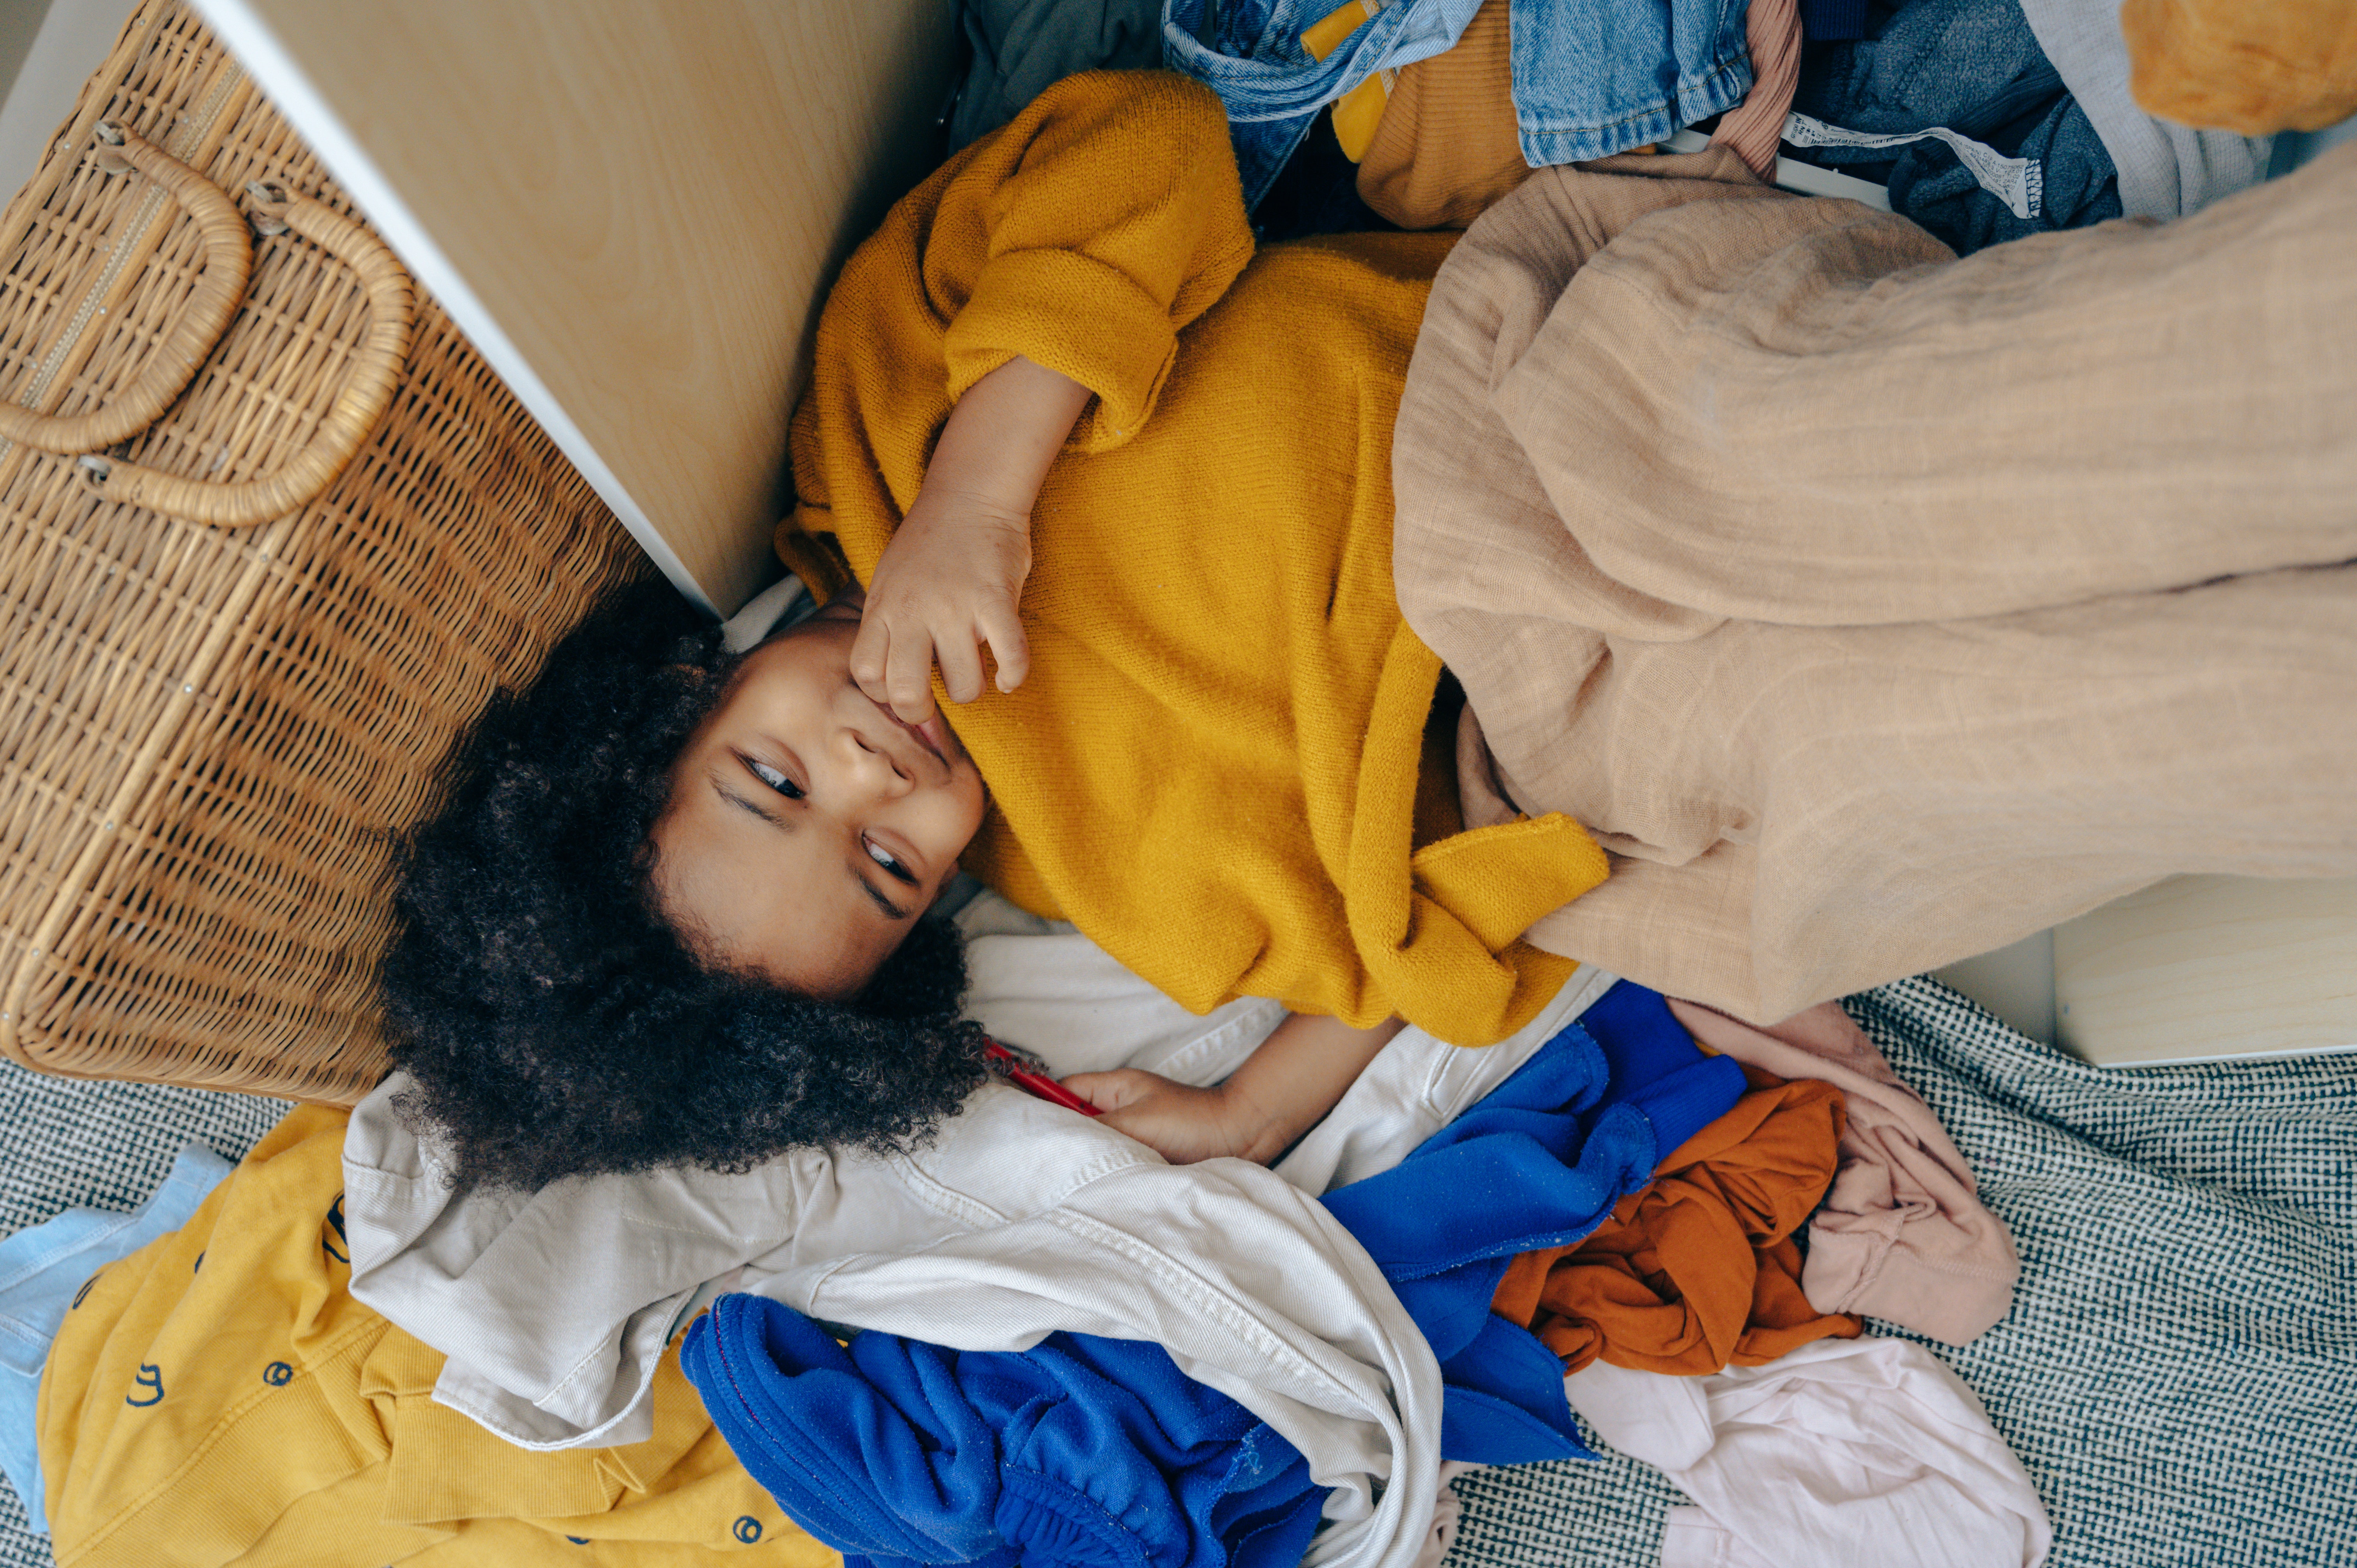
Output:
[1394, 144, 2357, 1023]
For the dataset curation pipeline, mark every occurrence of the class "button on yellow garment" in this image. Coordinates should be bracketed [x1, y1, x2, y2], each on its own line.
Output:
[782, 71, 1608, 1046]
[36, 1105, 834, 1568]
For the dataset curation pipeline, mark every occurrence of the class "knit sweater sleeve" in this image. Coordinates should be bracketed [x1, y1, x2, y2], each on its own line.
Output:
[936, 70, 1254, 449]
[788, 72, 1253, 539]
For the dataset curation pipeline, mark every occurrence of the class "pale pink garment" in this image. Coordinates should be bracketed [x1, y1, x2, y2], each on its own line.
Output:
[1665, 998, 2020, 1344]
[1565, 1338, 2053, 1568]
[1711, 0, 1802, 180]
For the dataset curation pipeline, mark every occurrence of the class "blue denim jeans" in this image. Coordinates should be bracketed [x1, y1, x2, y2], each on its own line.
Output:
[0, 1144, 234, 1534]
[1792, 0, 2121, 253]
[1163, 0, 1754, 207]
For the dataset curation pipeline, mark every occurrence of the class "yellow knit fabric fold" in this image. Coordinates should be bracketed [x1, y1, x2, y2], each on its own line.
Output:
[784, 70, 1607, 1044]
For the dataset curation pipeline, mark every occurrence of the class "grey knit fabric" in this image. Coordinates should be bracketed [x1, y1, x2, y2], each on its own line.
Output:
[3, 976, 2353, 1567]
[1442, 977, 2357, 1568]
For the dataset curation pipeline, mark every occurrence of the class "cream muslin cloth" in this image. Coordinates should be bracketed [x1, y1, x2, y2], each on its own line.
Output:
[1394, 144, 2357, 1023]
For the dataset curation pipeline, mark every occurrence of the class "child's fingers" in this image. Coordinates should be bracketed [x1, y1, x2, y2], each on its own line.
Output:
[977, 600, 1030, 694]
[849, 608, 893, 708]
[1059, 1069, 1148, 1113]
[934, 623, 987, 706]
[883, 621, 939, 723]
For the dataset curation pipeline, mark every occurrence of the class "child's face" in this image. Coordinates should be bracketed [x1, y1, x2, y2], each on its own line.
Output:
[650, 600, 988, 998]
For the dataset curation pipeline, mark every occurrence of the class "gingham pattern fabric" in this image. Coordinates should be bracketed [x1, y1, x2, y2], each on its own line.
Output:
[2, 978, 2352, 1568]
[1444, 977, 2357, 1568]
[0, 1063, 286, 1568]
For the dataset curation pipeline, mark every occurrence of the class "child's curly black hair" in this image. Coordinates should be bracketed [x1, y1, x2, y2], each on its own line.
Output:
[378, 578, 989, 1191]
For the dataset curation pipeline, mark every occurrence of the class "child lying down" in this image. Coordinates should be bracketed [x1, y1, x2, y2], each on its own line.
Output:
[378, 70, 2357, 1189]
[382, 69, 1603, 1188]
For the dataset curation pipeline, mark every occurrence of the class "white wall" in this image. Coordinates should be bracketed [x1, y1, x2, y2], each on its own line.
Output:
[0, 0, 131, 192]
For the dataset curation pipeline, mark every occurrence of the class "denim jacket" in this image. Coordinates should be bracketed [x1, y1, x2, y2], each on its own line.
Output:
[1161, 0, 1755, 207]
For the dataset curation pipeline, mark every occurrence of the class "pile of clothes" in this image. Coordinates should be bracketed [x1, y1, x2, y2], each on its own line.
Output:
[11, 861, 2051, 1568]
[949, 0, 2283, 251]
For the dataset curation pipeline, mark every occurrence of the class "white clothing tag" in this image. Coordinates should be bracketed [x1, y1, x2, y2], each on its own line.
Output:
[1783, 109, 2044, 221]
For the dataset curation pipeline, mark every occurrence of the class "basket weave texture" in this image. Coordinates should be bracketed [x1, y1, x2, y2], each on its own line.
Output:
[0, 0, 649, 1103]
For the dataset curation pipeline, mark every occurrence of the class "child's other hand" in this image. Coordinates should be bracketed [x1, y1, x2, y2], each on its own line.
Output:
[1060, 1069, 1262, 1165]
[852, 489, 1032, 724]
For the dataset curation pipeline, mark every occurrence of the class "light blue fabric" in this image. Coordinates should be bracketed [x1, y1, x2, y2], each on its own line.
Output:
[1505, 0, 1754, 166]
[1161, 0, 1486, 207]
[1160, 0, 1754, 208]
[0, 1144, 234, 1536]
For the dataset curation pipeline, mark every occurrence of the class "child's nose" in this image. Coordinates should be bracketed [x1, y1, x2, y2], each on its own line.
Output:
[840, 727, 915, 799]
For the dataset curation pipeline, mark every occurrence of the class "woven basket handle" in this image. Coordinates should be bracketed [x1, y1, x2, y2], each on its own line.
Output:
[0, 124, 253, 453]
[78, 156, 416, 527]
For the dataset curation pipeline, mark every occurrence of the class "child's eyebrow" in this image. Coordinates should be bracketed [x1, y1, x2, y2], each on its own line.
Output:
[856, 871, 910, 921]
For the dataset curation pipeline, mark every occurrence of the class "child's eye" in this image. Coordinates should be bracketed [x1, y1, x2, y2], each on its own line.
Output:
[748, 758, 803, 800]
[863, 837, 915, 883]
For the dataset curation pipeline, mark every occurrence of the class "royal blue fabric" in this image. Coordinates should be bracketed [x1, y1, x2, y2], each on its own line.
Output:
[683, 1295, 1325, 1568]
[684, 982, 1746, 1559]
[1323, 982, 1745, 1464]
[1161, 0, 1754, 209]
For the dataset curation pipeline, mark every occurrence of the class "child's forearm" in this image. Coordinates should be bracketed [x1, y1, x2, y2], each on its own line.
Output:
[1217, 1012, 1406, 1165]
[923, 355, 1093, 522]
[854, 355, 1090, 719]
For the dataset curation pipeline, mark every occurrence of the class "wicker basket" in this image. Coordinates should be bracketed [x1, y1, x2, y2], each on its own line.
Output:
[0, 0, 649, 1103]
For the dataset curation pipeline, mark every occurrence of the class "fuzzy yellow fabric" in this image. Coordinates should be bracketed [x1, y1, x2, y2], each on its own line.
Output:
[2124, 0, 2357, 135]
[36, 1105, 834, 1568]
[781, 70, 1608, 1045]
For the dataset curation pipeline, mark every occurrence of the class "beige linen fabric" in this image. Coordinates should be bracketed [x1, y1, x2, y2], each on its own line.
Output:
[1397, 145, 2357, 1022]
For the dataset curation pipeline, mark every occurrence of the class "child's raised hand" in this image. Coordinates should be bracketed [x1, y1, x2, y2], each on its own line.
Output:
[851, 355, 1092, 723]
[852, 488, 1032, 723]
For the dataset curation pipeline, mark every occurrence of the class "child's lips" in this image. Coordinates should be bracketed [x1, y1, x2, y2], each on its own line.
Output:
[878, 702, 949, 767]
[900, 713, 948, 764]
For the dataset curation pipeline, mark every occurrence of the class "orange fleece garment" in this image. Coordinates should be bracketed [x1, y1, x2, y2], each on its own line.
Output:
[1491, 1074, 1864, 1374]
[781, 71, 1608, 1044]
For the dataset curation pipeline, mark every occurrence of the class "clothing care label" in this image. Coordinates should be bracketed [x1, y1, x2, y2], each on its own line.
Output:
[1782, 110, 2044, 221]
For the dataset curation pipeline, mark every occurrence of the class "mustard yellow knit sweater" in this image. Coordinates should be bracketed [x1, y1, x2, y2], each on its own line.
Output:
[781, 71, 1608, 1045]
